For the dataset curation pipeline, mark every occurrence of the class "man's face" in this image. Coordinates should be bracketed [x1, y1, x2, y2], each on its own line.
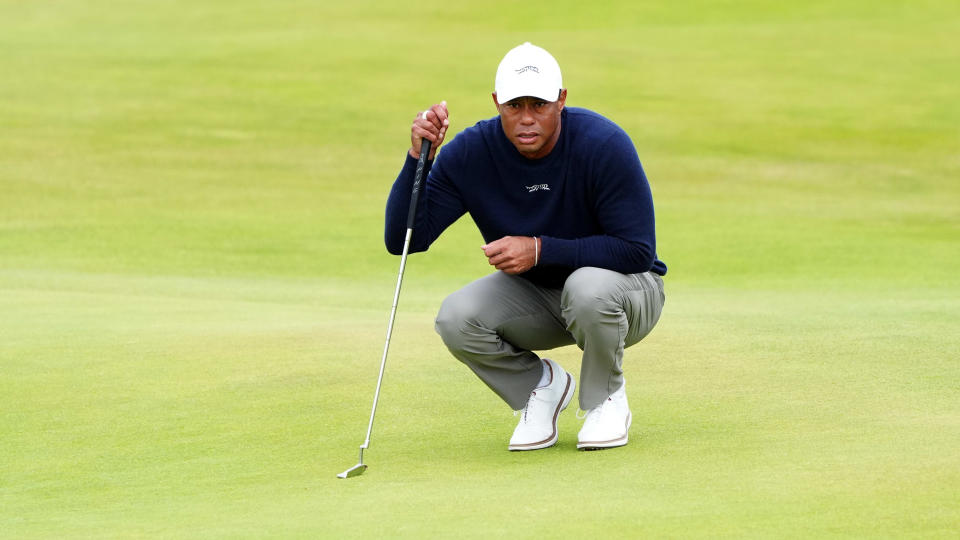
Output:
[493, 89, 567, 160]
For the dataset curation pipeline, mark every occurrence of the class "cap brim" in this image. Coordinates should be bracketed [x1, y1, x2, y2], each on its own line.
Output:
[496, 86, 561, 104]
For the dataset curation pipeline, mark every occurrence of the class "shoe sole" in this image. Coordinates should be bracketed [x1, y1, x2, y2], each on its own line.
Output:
[508, 373, 575, 451]
[576, 411, 632, 450]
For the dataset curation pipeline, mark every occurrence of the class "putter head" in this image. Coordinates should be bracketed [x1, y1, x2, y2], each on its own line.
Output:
[337, 463, 367, 479]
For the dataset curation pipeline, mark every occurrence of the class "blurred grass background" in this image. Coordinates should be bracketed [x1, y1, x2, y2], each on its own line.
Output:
[1, 0, 957, 537]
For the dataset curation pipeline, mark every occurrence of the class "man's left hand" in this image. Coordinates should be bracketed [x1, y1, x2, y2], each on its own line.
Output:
[481, 236, 540, 275]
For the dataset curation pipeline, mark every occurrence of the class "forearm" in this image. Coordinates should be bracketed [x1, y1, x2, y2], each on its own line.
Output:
[384, 152, 466, 256]
[538, 234, 656, 274]
[385, 153, 431, 254]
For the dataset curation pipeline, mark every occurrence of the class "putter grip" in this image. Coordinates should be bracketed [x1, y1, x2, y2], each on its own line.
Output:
[406, 139, 432, 230]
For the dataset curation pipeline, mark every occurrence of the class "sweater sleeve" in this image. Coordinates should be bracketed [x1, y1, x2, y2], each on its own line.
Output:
[537, 130, 657, 273]
[384, 148, 467, 255]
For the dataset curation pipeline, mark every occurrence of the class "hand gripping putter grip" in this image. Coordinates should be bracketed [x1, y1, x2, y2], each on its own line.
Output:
[338, 138, 432, 479]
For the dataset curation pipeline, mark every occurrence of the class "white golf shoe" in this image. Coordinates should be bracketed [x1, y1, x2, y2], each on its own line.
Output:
[508, 359, 575, 451]
[577, 384, 631, 450]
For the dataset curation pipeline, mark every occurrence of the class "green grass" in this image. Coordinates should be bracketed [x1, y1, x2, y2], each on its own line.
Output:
[2, 0, 958, 537]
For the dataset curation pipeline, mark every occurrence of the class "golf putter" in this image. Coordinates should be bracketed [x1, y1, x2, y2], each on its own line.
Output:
[338, 137, 432, 479]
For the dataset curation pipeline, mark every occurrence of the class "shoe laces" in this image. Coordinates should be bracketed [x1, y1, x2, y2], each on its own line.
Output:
[577, 396, 614, 421]
[514, 390, 538, 422]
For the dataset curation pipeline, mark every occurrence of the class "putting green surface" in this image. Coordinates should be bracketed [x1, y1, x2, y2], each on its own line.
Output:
[2, 1, 958, 537]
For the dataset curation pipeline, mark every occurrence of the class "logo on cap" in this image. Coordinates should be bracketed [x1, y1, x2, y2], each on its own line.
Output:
[515, 65, 540, 75]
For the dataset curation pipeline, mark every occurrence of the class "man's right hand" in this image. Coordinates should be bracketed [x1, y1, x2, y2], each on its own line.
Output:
[410, 101, 449, 160]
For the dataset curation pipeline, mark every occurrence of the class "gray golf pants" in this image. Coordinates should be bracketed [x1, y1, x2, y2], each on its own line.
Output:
[434, 267, 664, 411]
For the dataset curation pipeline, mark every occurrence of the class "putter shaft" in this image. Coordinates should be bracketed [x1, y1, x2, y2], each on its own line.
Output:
[338, 139, 430, 479]
[361, 227, 412, 449]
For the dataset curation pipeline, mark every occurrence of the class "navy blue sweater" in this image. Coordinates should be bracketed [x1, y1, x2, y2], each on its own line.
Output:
[385, 107, 666, 289]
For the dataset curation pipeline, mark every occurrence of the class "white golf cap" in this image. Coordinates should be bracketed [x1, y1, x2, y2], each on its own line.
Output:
[494, 42, 563, 103]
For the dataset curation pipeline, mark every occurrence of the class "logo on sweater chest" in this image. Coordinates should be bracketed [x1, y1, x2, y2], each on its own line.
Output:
[526, 183, 550, 193]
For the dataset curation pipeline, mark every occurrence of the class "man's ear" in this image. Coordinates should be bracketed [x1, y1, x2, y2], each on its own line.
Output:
[492, 92, 501, 111]
[556, 89, 567, 110]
